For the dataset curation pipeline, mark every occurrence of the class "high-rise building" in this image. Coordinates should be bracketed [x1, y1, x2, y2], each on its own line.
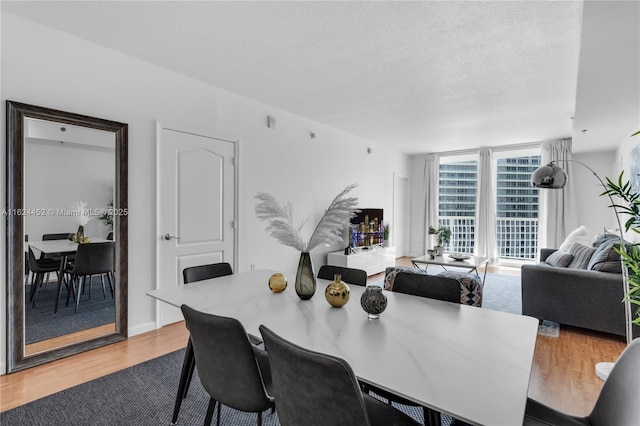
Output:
[438, 155, 540, 259]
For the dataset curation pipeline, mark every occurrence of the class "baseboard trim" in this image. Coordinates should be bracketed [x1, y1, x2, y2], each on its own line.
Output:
[128, 321, 157, 337]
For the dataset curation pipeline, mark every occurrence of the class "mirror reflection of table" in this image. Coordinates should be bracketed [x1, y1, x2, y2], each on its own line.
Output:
[148, 269, 538, 425]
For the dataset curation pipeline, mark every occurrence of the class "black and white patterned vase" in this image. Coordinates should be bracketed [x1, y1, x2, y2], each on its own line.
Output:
[360, 286, 387, 319]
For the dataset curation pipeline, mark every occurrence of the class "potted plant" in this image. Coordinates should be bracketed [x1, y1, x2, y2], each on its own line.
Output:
[383, 224, 390, 247]
[98, 199, 114, 231]
[428, 225, 451, 256]
[603, 170, 640, 329]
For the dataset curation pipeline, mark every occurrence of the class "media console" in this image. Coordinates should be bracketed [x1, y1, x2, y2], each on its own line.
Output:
[327, 246, 396, 276]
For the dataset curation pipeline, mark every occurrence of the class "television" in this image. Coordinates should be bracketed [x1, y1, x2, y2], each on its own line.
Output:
[349, 208, 383, 248]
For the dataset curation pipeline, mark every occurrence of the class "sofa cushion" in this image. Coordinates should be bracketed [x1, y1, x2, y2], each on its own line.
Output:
[567, 243, 596, 269]
[588, 243, 623, 273]
[437, 271, 483, 307]
[545, 250, 573, 268]
[559, 226, 592, 252]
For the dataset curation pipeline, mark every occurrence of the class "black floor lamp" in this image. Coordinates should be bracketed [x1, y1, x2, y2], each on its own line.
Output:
[531, 159, 632, 379]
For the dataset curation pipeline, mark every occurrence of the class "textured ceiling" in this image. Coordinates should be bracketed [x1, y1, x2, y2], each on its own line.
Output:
[4, 0, 631, 155]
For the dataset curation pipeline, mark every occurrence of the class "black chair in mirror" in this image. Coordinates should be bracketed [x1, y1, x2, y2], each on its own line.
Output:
[65, 242, 115, 314]
[27, 247, 61, 309]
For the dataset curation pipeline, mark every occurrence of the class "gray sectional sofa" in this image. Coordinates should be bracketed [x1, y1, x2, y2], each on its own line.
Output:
[522, 248, 639, 338]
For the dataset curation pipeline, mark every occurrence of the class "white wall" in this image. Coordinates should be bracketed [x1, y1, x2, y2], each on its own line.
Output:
[615, 128, 640, 243]
[571, 150, 618, 239]
[0, 12, 410, 373]
[25, 141, 114, 242]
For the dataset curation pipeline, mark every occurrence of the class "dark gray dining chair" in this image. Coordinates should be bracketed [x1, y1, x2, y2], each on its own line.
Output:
[368, 270, 462, 426]
[451, 337, 640, 425]
[173, 262, 238, 425]
[392, 271, 460, 303]
[27, 247, 61, 309]
[183, 262, 233, 284]
[317, 265, 368, 286]
[65, 242, 115, 313]
[181, 305, 274, 426]
[259, 324, 421, 426]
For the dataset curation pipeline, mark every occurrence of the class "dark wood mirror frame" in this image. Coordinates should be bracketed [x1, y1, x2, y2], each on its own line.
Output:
[5, 100, 128, 373]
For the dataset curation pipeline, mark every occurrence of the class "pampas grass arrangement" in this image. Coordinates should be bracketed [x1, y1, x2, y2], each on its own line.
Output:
[254, 184, 359, 252]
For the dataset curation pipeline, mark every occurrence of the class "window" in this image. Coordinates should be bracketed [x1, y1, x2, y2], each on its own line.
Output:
[438, 158, 478, 254]
[437, 149, 540, 260]
[495, 154, 540, 259]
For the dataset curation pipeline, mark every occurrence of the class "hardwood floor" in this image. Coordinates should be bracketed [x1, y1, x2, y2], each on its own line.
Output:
[1, 258, 626, 418]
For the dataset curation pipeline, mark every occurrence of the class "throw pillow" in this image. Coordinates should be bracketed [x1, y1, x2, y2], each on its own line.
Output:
[545, 250, 574, 268]
[383, 266, 426, 290]
[567, 243, 596, 269]
[593, 233, 621, 248]
[588, 243, 622, 273]
[559, 226, 592, 252]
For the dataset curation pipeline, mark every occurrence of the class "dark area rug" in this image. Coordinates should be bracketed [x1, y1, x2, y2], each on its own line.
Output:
[25, 277, 115, 344]
[0, 348, 437, 426]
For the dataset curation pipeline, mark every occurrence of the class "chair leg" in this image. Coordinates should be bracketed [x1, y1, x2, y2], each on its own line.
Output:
[29, 273, 39, 301]
[31, 274, 44, 307]
[66, 275, 78, 307]
[172, 340, 196, 425]
[75, 276, 85, 313]
[107, 272, 115, 297]
[101, 274, 107, 299]
[216, 402, 221, 426]
[204, 398, 217, 426]
[183, 354, 196, 398]
[257, 411, 262, 426]
[423, 406, 442, 426]
[54, 272, 64, 313]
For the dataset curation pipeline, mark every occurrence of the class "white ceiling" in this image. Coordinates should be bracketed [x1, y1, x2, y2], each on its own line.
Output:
[3, 1, 637, 155]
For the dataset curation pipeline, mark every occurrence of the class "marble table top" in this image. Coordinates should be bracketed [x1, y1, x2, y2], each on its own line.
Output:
[148, 269, 538, 425]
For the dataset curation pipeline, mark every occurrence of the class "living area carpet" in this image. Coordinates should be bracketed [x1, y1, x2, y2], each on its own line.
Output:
[25, 277, 115, 344]
[0, 348, 436, 426]
[374, 272, 561, 337]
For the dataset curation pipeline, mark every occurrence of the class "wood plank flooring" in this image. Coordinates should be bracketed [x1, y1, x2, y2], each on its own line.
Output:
[1, 258, 627, 418]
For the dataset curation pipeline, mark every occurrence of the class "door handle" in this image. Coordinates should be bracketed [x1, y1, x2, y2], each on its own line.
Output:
[163, 233, 180, 241]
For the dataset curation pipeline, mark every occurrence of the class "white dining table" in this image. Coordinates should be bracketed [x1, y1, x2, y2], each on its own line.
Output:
[147, 269, 538, 425]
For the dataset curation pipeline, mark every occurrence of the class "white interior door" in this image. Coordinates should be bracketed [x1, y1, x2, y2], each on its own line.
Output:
[157, 124, 236, 326]
[393, 174, 409, 258]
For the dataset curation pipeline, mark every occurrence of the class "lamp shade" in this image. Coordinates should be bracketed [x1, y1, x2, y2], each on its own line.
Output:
[531, 163, 567, 188]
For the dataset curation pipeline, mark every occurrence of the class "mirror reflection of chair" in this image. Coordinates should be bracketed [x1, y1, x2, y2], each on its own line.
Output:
[181, 305, 275, 426]
[27, 247, 61, 309]
[65, 242, 115, 313]
[259, 324, 421, 426]
[172, 262, 235, 425]
[317, 265, 368, 286]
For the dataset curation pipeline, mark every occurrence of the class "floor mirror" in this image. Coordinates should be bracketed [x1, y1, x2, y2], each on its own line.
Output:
[6, 100, 128, 373]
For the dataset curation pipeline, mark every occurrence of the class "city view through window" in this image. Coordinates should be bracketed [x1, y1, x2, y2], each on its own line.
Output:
[438, 155, 541, 260]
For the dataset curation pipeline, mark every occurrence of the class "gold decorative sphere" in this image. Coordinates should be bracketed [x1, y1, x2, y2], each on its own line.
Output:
[269, 273, 287, 293]
[325, 274, 350, 307]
